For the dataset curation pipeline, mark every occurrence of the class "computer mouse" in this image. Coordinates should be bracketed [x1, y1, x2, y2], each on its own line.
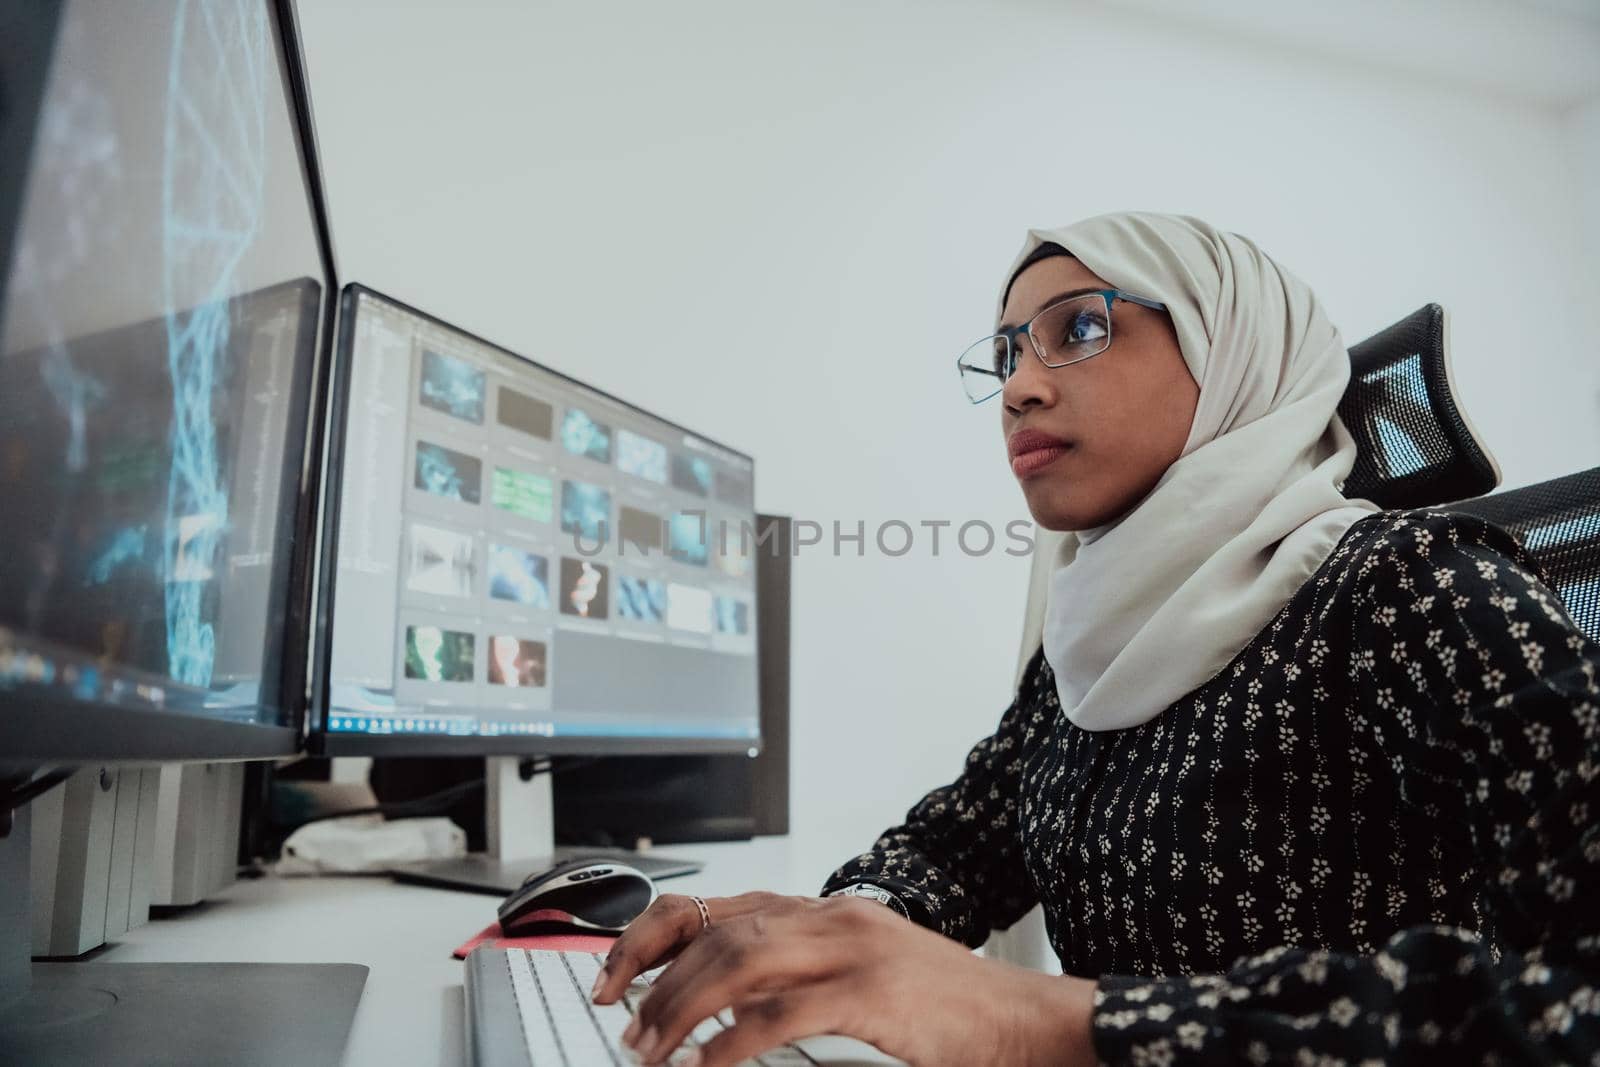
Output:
[497, 858, 659, 935]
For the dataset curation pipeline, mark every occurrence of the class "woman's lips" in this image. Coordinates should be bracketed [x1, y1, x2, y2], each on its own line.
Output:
[1010, 444, 1069, 479]
[1008, 428, 1072, 479]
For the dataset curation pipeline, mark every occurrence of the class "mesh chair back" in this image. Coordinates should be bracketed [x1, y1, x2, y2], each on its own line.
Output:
[1338, 303, 1500, 509]
[1451, 466, 1600, 643]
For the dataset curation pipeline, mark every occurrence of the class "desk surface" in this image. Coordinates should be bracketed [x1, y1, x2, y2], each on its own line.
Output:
[99, 836, 853, 1066]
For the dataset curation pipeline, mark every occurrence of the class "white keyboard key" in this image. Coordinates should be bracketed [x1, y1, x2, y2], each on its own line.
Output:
[492, 951, 830, 1067]
[527, 951, 619, 1064]
[506, 949, 568, 1064]
[563, 951, 603, 990]
[557, 953, 633, 1051]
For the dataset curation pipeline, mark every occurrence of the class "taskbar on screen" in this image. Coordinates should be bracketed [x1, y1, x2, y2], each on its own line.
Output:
[0, 626, 267, 724]
[324, 711, 758, 741]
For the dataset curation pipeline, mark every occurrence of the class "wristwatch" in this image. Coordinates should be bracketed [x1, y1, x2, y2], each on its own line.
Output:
[829, 882, 911, 920]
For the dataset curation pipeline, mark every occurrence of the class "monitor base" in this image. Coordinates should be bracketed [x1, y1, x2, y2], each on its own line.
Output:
[391, 847, 703, 896]
[0, 961, 367, 1066]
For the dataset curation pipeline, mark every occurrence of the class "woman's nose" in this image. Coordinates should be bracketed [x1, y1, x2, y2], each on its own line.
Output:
[1002, 341, 1056, 416]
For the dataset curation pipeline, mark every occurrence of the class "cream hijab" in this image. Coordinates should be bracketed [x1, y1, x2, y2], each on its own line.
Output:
[1002, 212, 1377, 732]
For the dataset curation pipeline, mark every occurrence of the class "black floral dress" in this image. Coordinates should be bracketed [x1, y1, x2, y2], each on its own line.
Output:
[821, 509, 1600, 1065]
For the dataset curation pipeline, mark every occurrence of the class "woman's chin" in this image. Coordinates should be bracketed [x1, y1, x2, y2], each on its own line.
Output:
[1024, 482, 1120, 533]
[1024, 491, 1085, 533]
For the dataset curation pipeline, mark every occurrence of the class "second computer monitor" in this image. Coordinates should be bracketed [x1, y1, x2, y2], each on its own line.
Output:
[315, 286, 760, 754]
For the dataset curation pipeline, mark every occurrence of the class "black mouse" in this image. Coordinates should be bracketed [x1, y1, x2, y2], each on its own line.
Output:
[497, 858, 659, 935]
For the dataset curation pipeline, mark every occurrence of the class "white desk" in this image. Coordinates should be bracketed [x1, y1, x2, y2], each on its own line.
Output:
[98, 836, 853, 1066]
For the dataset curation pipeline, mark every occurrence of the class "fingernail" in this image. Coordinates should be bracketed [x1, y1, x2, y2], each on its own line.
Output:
[590, 969, 606, 1001]
[622, 1016, 640, 1046]
[635, 1025, 661, 1061]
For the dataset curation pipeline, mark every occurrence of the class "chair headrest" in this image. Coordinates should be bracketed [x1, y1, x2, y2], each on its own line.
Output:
[1337, 303, 1500, 509]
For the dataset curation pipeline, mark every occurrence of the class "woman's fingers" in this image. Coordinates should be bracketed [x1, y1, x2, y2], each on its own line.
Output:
[626, 912, 840, 1064]
[592, 894, 703, 1003]
[693, 981, 855, 1067]
[594, 891, 802, 1004]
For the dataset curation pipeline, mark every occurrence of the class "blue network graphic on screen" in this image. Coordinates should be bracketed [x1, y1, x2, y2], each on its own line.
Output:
[86, 526, 150, 586]
[159, 0, 268, 686]
[0, 0, 326, 728]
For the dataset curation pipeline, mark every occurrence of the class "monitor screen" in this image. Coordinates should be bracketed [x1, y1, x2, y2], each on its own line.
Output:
[317, 287, 761, 753]
[0, 0, 328, 761]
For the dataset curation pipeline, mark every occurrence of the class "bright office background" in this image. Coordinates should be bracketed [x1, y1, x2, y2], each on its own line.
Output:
[298, 0, 1600, 869]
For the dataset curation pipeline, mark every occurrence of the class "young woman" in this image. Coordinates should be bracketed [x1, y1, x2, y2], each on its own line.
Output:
[591, 211, 1600, 1066]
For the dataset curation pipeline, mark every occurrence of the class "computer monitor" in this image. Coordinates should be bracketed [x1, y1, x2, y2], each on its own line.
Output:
[0, 2, 332, 769]
[0, 2, 364, 1061]
[312, 285, 762, 757]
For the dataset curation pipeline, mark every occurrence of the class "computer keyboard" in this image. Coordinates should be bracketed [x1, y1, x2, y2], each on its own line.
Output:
[464, 947, 821, 1066]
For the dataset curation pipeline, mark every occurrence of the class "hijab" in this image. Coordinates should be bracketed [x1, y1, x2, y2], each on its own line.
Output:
[1000, 211, 1377, 731]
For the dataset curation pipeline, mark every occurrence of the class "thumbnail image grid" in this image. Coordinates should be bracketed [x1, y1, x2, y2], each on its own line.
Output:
[616, 575, 667, 622]
[670, 452, 712, 496]
[560, 480, 612, 543]
[616, 428, 668, 484]
[487, 635, 547, 687]
[619, 505, 663, 554]
[492, 466, 553, 523]
[560, 407, 612, 463]
[559, 557, 610, 619]
[419, 350, 486, 424]
[407, 523, 476, 598]
[666, 582, 713, 634]
[414, 441, 483, 504]
[714, 596, 750, 636]
[404, 624, 475, 682]
[497, 386, 553, 440]
[668, 511, 708, 566]
[488, 544, 551, 608]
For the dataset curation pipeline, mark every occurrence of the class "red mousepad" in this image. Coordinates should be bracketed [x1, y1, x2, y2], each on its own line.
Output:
[452, 920, 619, 960]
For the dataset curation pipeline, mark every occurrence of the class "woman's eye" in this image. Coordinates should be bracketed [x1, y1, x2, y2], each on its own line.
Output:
[1065, 312, 1108, 344]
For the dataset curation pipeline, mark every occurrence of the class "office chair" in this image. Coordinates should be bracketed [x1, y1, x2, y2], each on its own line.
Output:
[1331, 302, 1599, 641]
[1452, 466, 1600, 642]
[1336, 303, 1501, 509]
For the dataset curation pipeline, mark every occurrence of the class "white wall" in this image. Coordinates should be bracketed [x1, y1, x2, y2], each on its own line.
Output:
[297, 0, 1600, 875]
[1568, 96, 1600, 435]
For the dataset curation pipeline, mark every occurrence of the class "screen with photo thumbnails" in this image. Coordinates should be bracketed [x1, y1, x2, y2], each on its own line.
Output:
[324, 289, 760, 745]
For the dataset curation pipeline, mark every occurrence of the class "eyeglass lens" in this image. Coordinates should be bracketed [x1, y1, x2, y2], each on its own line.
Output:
[957, 293, 1111, 402]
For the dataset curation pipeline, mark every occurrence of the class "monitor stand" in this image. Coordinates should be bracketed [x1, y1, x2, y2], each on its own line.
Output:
[388, 756, 703, 897]
[0, 804, 367, 1066]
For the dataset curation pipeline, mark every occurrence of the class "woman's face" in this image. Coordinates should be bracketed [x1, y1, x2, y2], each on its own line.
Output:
[999, 255, 1199, 532]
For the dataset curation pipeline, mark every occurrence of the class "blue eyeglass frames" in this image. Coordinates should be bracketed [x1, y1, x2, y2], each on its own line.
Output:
[957, 288, 1167, 404]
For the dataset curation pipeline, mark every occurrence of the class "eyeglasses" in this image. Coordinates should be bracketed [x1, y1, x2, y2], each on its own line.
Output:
[956, 289, 1167, 404]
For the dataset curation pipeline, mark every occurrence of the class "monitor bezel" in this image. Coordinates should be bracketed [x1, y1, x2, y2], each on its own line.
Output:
[310, 283, 762, 757]
[0, 0, 337, 770]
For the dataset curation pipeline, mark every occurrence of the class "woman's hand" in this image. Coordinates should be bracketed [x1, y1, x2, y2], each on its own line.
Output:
[591, 891, 811, 1003]
[592, 891, 1098, 1067]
